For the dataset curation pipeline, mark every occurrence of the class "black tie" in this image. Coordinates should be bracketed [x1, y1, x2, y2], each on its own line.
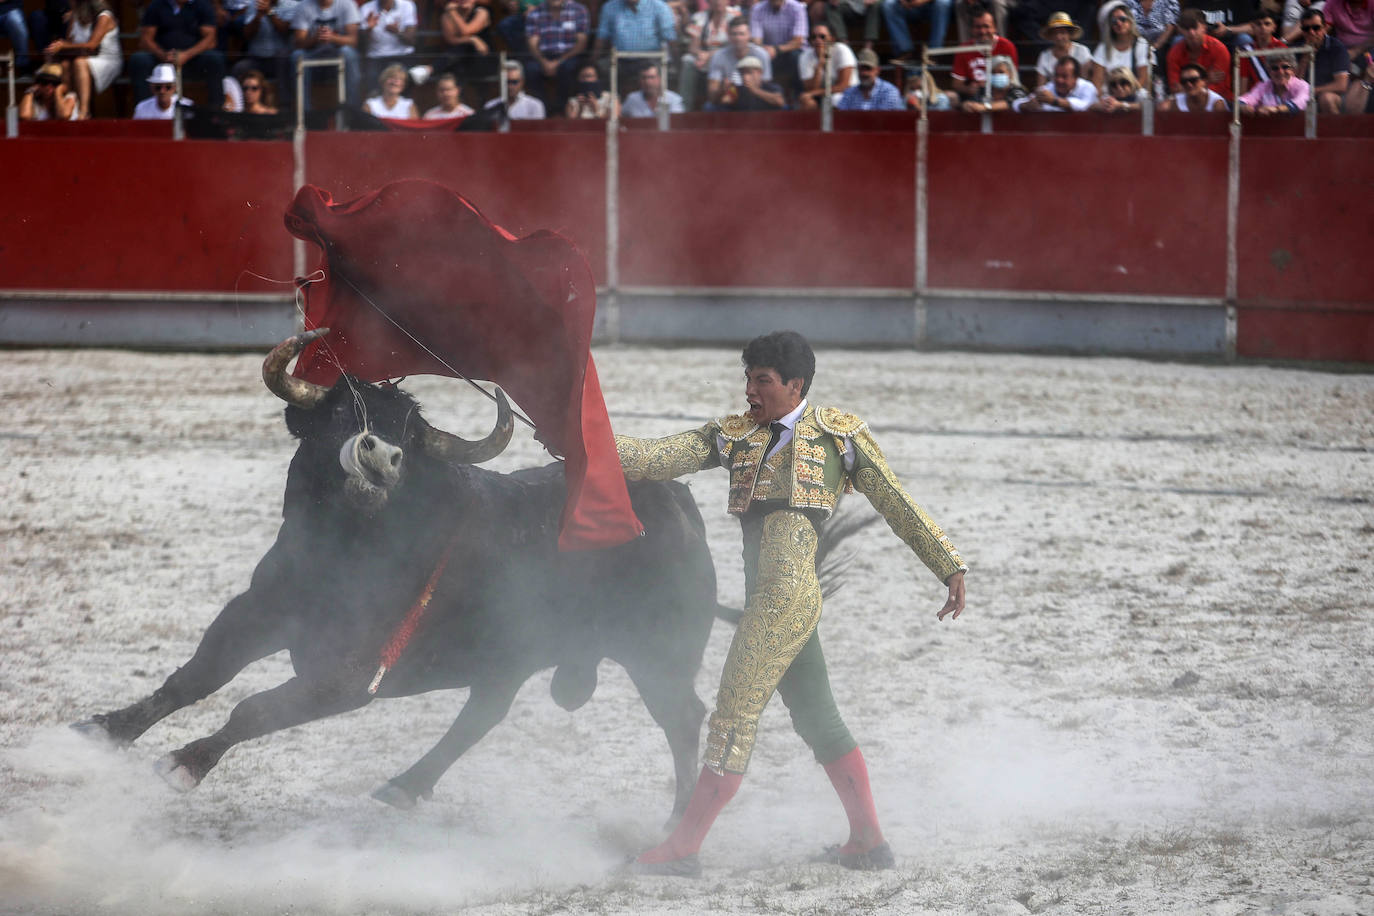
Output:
[765, 421, 787, 457]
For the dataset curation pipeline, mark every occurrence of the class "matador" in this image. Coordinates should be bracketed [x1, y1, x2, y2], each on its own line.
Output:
[616, 330, 967, 876]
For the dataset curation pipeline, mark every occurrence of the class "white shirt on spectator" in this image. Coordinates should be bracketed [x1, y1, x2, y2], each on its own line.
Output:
[1036, 44, 1094, 82]
[485, 92, 546, 119]
[1091, 37, 1150, 73]
[424, 102, 475, 118]
[621, 89, 685, 117]
[798, 40, 858, 104]
[359, 0, 417, 57]
[1014, 78, 1099, 110]
[133, 95, 190, 119]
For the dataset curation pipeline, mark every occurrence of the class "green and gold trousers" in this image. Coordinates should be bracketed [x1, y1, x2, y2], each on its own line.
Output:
[704, 506, 858, 774]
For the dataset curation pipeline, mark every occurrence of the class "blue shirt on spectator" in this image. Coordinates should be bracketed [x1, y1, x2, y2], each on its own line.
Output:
[245, 0, 303, 57]
[749, 0, 806, 49]
[140, 0, 219, 50]
[836, 77, 903, 110]
[596, 0, 675, 52]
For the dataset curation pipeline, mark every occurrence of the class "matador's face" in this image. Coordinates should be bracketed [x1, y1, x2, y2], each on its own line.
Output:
[744, 367, 804, 425]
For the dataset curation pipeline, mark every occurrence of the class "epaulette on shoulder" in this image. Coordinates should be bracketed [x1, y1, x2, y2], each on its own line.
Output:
[814, 406, 868, 437]
[716, 414, 760, 442]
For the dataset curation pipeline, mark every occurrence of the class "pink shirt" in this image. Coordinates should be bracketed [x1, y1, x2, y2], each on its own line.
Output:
[1325, 0, 1374, 50]
[1239, 75, 1310, 110]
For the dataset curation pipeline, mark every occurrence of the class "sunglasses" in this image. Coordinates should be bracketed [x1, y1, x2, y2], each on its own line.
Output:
[1274, 62, 1295, 70]
[243, 83, 262, 90]
[1301, 23, 1323, 31]
[1180, 75, 1202, 85]
[1111, 15, 1130, 22]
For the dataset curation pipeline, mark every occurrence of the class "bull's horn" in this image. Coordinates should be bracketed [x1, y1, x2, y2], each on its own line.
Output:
[419, 388, 515, 465]
[263, 328, 332, 409]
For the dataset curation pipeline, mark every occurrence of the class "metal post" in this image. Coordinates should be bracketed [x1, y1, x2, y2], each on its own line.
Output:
[1305, 52, 1317, 138]
[335, 57, 346, 131]
[499, 51, 510, 132]
[1233, 44, 1317, 133]
[173, 63, 185, 140]
[1142, 46, 1155, 136]
[4, 52, 17, 138]
[296, 56, 306, 134]
[821, 48, 833, 132]
[655, 46, 670, 130]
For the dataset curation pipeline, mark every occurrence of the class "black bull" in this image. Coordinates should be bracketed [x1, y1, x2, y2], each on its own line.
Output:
[75, 331, 717, 821]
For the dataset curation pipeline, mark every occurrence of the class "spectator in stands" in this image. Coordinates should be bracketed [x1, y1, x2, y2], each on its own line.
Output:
[882, 0, 952, 63]
[819, 0, 881, 55]
[1322, 0, 1373, 58]
[1281, 0, 1323, 41]
[424, 69, 475, 115]
[622, 60, 683, 114]
[707, 16, 772, 107]
[1035, 11, 1093, 89]
[1343, 47, 1373, 108]
[1161, 58, 1229, 106]
[1011, 0, 1097, 51]
[45, 0, 121, 119]
[239, 66, 280, 111]
[905, 65, 953, 109]
[524, 0, 590, 113]
[954, 0, 1008, 45]
[836, 47, 903, 108]
[364, 59, 418, 115]
[1, 0, 31, 74]
[292, 0, 362, 106]
[1298, 8, 1350, 111]
[681, 0, 741, 110]
[1167, 8, 1230, 95]
[484, 57, 547, 115]
[1090, 64, 1146, 109]
[1238, 49, 1311, 110]
[241, 0, 300, 108]
[719, 52, 787, 108]
[565, 60, 616, 115]
[130, 0, 228, 109]
[20, 62, 76, 119]
[359, 0, 417, 91]
[750, 0, 807, 100]
[1128, 0, 1183, 50]
[440, 0, 497, 92]
[950, 4, 1018, 106]
[1018, 54, 1098, 107]
[1220, 9, 1287, 94]
[955, 52, 1024, 109]
[1092, 0, 1150, 90]
[133, 61, 192, 116]
[594, 0, 676, 91]
[797, 22, 856, 110]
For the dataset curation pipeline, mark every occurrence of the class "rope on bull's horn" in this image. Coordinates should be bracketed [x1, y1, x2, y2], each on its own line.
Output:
[323, 269, 541, 435]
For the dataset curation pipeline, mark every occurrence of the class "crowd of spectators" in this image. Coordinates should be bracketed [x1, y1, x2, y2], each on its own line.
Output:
[5, 0, 1374, 119]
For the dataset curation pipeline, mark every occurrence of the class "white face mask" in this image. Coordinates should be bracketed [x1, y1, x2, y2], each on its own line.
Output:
[989, 72, 1010, 89]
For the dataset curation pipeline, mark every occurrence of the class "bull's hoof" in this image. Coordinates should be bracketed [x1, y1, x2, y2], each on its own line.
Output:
[370, 781, 418, 810]
[153, 754, 202, 793]
[71, 715, 132, 748]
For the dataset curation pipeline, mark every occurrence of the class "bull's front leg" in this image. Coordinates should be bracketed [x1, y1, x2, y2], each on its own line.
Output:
[156, 671, 373, 790]
[73, 588, 290, 747]
[371, 675, 524, 810]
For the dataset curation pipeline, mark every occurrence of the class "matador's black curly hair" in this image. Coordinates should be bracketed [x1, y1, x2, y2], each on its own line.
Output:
[742, 330, 815, 397]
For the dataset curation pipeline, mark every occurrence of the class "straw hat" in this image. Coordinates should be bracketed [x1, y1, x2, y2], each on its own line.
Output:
[1039, 11, 1083, 39]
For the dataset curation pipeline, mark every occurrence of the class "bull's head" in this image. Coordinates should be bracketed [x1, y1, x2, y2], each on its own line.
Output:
[262, 329, 514, 509]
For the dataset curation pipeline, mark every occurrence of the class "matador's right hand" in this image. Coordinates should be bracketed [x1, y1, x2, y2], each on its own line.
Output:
[938, 571, 965, 620]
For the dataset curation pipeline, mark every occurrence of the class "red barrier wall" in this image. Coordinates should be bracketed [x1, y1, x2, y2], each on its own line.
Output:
[617, 130, 914, 288]
[0, 138, 292, 291]
[303, 132, 608, 284]
[926, 133, 1230, 296]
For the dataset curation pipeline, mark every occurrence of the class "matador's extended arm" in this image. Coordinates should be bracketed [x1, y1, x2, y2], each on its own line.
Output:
[849, 429, 967, 584]
[615, 423, 722, 481]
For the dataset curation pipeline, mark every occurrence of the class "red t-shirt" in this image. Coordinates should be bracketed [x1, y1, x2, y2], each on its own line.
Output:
[1242, 36, 1288, 84]
[1167, 34, 1233, 98]
[953, 36, 1019, 84]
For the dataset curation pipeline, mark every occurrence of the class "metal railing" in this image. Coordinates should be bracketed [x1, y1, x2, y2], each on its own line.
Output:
[294, 56, 348, 134]
[919, 43, 991, 131]
[609, 48, 672, 129]
[3, 52, 16, 138]
[1231, 44, 1317, 137]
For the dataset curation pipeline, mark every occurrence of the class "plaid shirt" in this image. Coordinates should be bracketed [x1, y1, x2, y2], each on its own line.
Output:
[596, 0, 676, 51]
[749, 0, 806, 48]
[836, 78, 903, 110]
[525, 0, 590, 58]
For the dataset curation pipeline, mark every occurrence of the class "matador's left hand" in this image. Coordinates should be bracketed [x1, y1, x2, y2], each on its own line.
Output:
[938, 571, 965, 620]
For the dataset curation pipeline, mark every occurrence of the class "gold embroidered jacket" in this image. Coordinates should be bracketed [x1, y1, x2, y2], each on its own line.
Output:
[615, 405, 967, 584]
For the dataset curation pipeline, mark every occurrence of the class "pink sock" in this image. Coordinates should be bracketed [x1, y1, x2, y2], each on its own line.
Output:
[637, 766, 743, 863]
[823, 746, 885, 854]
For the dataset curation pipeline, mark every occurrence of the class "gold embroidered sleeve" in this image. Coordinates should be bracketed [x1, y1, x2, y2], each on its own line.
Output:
[850, 429, 967, 584]
[615, 423, 721, 481]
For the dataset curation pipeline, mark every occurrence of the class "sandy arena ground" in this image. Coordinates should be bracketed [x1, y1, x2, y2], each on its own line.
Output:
[1, 344, 1372, 915]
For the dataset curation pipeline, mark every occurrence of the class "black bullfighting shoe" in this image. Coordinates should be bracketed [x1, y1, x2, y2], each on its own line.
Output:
[814, 842, 896, 871]
[625, 853, 702, 878]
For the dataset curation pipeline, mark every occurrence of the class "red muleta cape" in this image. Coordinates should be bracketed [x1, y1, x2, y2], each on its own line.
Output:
[283, 179, 643, 550]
